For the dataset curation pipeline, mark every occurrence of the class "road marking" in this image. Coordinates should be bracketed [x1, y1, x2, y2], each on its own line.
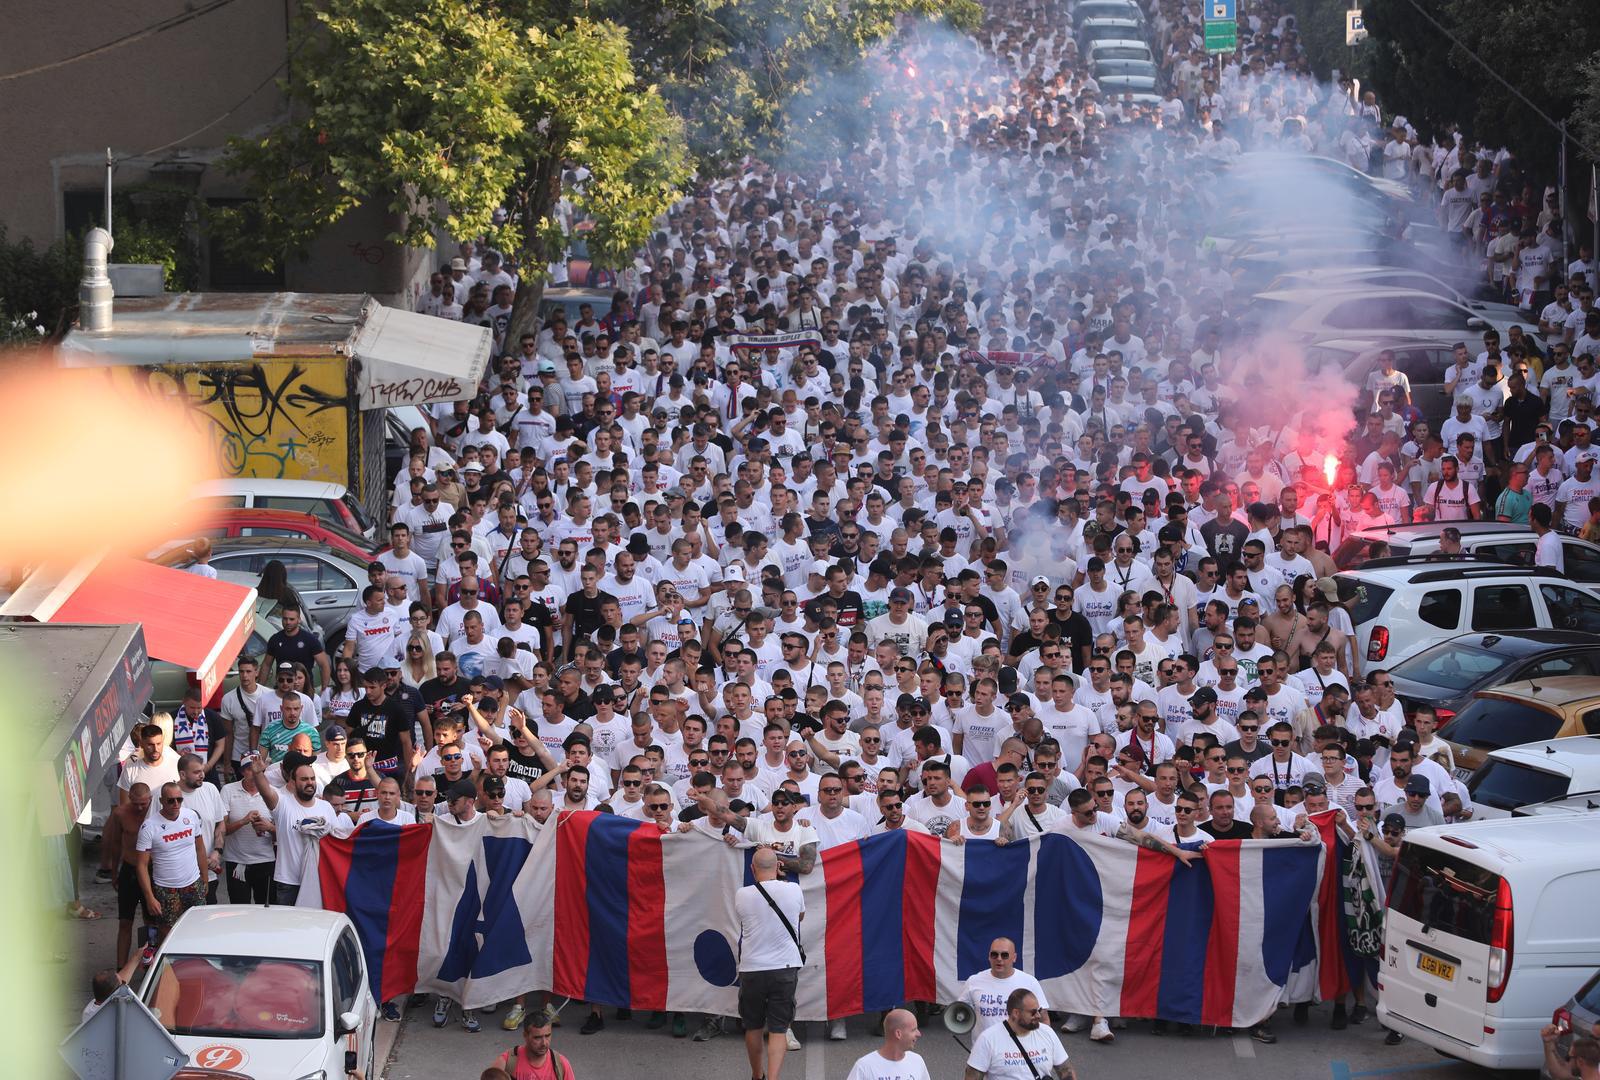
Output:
[806, 1028, 826, 1080]
[1233, 1034, 1256, 1058]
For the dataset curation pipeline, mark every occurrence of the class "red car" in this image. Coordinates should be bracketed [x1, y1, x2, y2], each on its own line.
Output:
[156, 509, 384, 565]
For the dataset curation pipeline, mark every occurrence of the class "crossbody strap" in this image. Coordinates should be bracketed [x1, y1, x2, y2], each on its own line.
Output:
[753, 880, 806, 964]
[1003, 1022, 1044, 1080]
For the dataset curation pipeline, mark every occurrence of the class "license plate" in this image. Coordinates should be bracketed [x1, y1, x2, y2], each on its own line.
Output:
[1452, 767, 1473, 783]
[1417, 954, 1455, 981]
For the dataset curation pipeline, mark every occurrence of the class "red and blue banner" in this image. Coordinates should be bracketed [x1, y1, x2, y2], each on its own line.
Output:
[303, 813, 1327, 1025]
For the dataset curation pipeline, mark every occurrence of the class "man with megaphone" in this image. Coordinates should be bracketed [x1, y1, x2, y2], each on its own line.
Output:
[956, 937, 1052, 1040]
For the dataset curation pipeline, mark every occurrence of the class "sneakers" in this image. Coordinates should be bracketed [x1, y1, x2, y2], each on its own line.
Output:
[1385, 1029, 1405, 1045]
[829, 1019, 847, 1040]
[1251, 1025, 1277, 1045]
[1089, 1018, 1114, 1043]
[382, 1001, 401, 1023]
[693, 1017, 723, 1042]
[94, 868, 114, 884]
[1349, 1003, 1368, 1025]
[671, 1013, 687, 1038]
[503, 1003, 525, 1031]
[432, 998, 450, 1028]
[785, 1028, 801, 1051]
[462, 1012, 481, 1034]
[1331, 1002, 1348, 1030]
[581, 1012, 605, 1035]
[1060, 1014, 1087, 1034]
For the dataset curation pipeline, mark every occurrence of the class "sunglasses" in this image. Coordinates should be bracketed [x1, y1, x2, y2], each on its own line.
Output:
[162, 796, 184, 805]
[1226, 766, 1246, 774]
[1175, 806, 1197, 814]
[1270, 739, 1292, 748]
[442, 754, 464, 761]
[990, 950, 1012, 958]
[1026, 786, 1047, 794]
[349, 751, 368, 759]
[646, 803, 672, 811]
[970, 800, 991, 808]
[880, 800, 903, 810]
[622, 779, 643, 787]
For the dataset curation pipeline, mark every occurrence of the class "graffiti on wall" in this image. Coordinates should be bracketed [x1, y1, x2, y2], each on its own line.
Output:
[111, 360, 349, 481]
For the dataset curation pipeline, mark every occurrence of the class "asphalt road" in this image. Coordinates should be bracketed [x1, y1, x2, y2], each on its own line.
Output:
[379, 998, 1523, 1080]
[60, 861, 1526, 1080]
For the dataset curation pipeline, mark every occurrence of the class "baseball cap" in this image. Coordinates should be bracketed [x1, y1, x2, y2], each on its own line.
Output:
[1006, 692, 1033, 711]
[943, 608, 964, 628]
[325, 724, 348, 741]
[1301, 776, 1326, 795]
[1381, 812, 1407, 832]
[1188, 687, 1218, 707]
[1405, 774, 1431, 796]
[889, 586, 913, 603]
[590, 685, 616, 703]
[482, 775, 506, 797]
[1244, 686, 1268, 701]
[447, 779, 479, 802]
[895, 692, 926, 712]
[1030, 574, 1051, 587]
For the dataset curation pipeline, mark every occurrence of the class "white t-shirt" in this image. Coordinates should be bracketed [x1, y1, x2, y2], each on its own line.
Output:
[966, 1020, 1069, 1080]
[961, 969, 1050, 1039]
[736, 879, 806, 970]
[271, 797, 346, 886]
[136, 809, 203, 888]
[744, 816, 820, 861]
[179, 782, 226, 857]
[845, 1050, 932, 1080]
[221, 781, 277, 865]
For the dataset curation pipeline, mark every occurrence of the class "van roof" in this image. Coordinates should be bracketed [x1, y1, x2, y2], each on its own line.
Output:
[193, 479, 349, 499]
[1408, 812, 1600, 865]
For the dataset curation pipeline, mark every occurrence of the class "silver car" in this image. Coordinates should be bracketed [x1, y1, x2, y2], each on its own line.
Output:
[1548, 967, 1600, 1077]
[194, 537, 371, 649]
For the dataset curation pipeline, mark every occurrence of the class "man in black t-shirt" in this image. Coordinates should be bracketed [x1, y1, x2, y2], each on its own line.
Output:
[562, 566, 615, 658]
[383, 665, 426, 749]
[1199, 789, 1254, 840]
[346, 668, 413, 781]
[330, 736, 381, 818]
[264, 606, 330, 689]
[419, 653, 469, 740]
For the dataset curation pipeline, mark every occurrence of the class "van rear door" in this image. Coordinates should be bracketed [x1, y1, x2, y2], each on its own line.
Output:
[1382, 841, 1504, 1047]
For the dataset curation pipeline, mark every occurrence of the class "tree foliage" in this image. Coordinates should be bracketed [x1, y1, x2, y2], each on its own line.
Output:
[221, 0, 690, 330]
[1360, 0, 1600, 177]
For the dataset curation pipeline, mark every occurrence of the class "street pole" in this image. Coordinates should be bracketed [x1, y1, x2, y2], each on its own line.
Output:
[1559, 122, 1569, 261]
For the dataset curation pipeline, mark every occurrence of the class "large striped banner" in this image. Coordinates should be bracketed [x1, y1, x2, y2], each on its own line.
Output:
[301, 812, 1326, 1025]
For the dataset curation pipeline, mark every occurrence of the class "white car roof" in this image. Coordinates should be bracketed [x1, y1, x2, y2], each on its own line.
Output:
[1490, 736, 1600, 780]
[1253, 285, 1465, 305]
[193, 478, 350, 500]
[1336, 559, 1549, 584]
[1407, 809, 1600, 864]
[160, 905, 348, 958]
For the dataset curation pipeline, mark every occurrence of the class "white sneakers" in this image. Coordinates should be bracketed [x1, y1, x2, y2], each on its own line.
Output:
[828, 1019, 847, 1040]
[1061, 1014, 1088, 1033]
[1089, 1018, 1115, 1043]
[785, 1028, 802, 1051]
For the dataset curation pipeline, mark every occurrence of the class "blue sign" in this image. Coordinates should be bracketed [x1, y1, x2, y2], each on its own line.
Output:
[1206, 0, 1236, 21]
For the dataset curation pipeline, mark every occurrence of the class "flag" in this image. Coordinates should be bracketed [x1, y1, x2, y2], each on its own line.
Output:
[304, 813, 1326, 1025]
[299, 820, 431, 1004]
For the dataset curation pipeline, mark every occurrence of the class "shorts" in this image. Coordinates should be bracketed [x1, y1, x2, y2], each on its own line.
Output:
[116, 863, 142, 922]
[739, 967, 799, 1034]
[151, 881, 204, 931]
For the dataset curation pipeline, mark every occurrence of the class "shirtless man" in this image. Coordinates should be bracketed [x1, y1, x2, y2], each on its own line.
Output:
[1287, 601, 1354, 676]
[102, 782, 154, 967]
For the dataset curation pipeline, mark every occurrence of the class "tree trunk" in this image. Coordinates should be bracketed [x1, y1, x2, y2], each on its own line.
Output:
[502, 154, 564, 355]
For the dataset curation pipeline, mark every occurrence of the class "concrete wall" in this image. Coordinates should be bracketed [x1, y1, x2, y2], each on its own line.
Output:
[0, 0, 429, 303]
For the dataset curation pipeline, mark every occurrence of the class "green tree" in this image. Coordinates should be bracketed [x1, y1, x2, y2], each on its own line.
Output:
[1361, 0, 1600, 178]
[222, 0, 691, 345]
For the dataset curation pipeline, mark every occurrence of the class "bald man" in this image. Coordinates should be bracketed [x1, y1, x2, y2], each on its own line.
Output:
[960, 936, 1050, 1039]
[847, 1008, 931, 1080]
[737, 847, 805, 1080]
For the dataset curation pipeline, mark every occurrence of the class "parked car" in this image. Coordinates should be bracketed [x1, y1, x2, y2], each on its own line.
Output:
[537, 286, 614, 328]
[1266, 266, 1527, 322]
[1440, 680, 1600, 781]
[184, 538, 371, 650]
[1227, 151, 1414, 203]
[1304, 337, 1471, 426]
[1386, 630, 1600, 725]
[1086, 39, 1153, 63]
[1247, 286, 1538, 347]
[1334, 523, 1600, 582]
[1095, 76, 1159, 99]
[1076, 16, 1144, 48]
[141, 906, 379, 1080]
[1464, 735, 1600, 818]
[1548, 965, 1600, 1076]
[1072, 0, 1144, 25]
[154, 509, 381, 566]
[1377, 813, 1600, 1070]
[192, 479, 376, 540]
[1335, 557, 1600, 667]
[1090, 58, 1160, 81]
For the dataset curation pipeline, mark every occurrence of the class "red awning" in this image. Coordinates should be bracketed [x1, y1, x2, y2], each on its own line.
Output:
[2, 557, 256, 701]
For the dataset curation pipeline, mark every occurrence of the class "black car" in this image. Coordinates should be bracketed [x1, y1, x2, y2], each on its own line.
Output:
[1386, 630, 1600, 723]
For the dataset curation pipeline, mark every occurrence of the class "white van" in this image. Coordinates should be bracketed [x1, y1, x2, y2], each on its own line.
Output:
[1376, 814, 1600, 1069]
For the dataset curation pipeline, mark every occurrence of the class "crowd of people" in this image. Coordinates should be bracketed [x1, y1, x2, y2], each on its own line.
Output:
[84, 0, 1600, 1075]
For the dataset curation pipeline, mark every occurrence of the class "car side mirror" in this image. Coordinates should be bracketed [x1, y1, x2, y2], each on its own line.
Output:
[337, 1009, 361, 1036]
[1466, 317, 1486, 330]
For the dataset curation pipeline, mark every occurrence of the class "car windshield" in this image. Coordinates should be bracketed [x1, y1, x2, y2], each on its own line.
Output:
[1443, 697, 1563, 750]
[1094, 46, 1149, 59]
[1466, 759, 1569, 811]
[1390, 641, 1507, 691]
[146, 956, 324, 1039]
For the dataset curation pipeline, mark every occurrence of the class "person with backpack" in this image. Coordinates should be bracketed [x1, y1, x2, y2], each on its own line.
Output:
[489, 1009, 573, 1079]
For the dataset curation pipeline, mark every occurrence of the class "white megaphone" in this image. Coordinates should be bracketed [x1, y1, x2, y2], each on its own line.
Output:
[944, 1001, 977, 1035]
